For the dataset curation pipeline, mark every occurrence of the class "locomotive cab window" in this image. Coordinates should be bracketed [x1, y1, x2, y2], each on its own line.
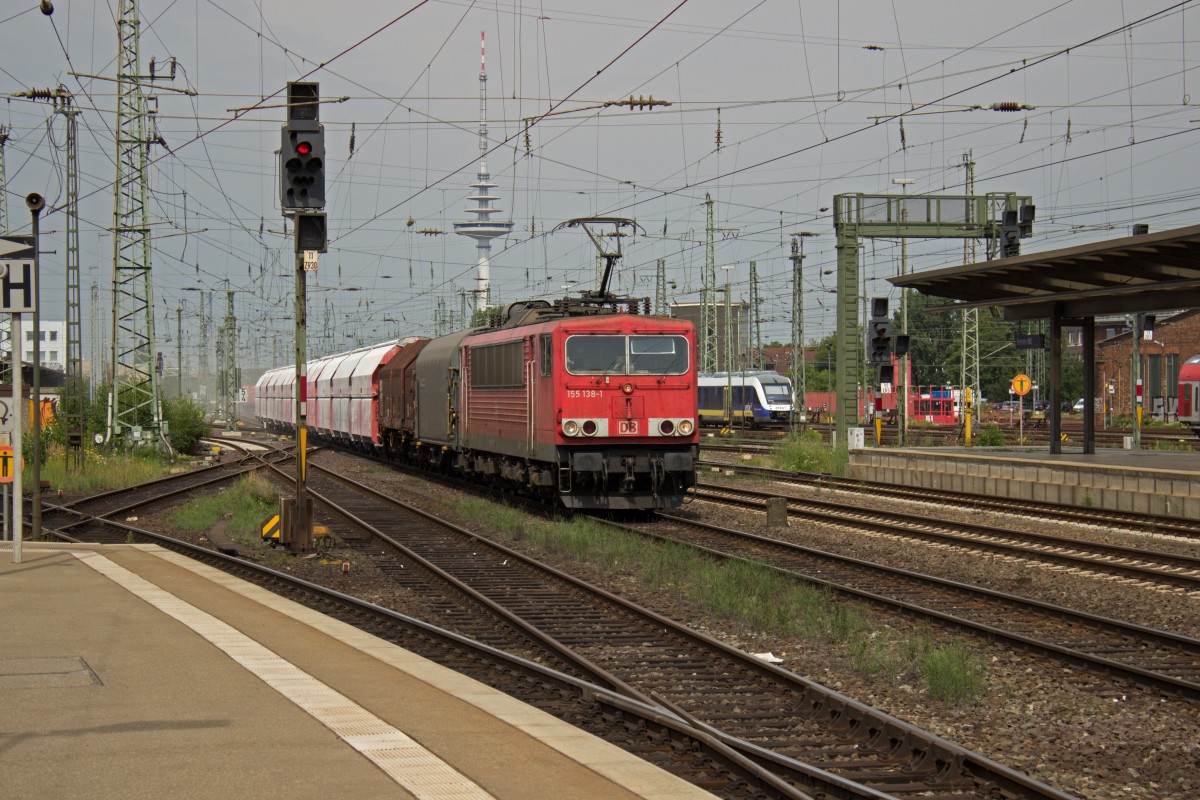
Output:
[629, 336, 687, 375]
[760, 380, 791, 402]
[565, 334, 689, 376]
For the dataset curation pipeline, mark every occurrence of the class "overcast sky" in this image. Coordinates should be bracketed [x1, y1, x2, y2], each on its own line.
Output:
[2, 0, 1197, 364]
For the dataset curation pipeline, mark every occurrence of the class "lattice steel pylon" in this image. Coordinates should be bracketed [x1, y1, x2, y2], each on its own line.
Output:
[0, 124, 10, 385]
[700, 193, 717, 373]
[959, 152, 980, 410]
[749, 260, 761, 370]
[108, 0, 170, 447]
[215, 290, 239, 427]
[654, 258, 666, 316]
[0, 124, 9, 232]
[59, 94, 84, 467]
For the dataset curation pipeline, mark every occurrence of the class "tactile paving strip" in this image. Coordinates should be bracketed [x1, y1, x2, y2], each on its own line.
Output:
[75, 550, 495, 800]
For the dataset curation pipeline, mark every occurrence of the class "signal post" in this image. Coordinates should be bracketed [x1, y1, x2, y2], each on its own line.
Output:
[866, 298, 908, 446]
[280, 81, 327, 554]
[0, 198, 44, 563]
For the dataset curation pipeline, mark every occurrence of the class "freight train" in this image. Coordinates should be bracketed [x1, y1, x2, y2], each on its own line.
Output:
[256, 218, 699, 509]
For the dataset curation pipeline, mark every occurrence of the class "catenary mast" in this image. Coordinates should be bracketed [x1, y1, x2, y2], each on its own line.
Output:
[454, 32, 513, 314]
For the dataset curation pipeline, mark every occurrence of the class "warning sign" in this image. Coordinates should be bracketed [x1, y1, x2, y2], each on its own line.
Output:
[0, 445, 15, 484]
[261, 514, 281, 543]
[1011, 373, 1032, 397]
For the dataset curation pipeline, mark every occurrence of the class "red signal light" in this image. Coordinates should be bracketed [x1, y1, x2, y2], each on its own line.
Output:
[296, 141, 312, 156]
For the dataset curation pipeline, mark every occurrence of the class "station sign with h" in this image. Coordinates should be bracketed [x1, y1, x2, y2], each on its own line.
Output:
[0, 235, 37, 313]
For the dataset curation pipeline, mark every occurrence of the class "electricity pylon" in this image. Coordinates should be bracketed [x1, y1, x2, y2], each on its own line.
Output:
[108, 0, 174, 447]
[17, 87, 85, 467]
[0, 124, 10, 384]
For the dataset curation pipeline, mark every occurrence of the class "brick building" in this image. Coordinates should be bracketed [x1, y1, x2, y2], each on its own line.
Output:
[760, 345, 821, 376]
[1095, 309, 1200, 419]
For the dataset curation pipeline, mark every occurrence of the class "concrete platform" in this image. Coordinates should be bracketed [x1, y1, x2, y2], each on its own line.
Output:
[0, 542, 714, 800]
[849, 446, 1200, 520]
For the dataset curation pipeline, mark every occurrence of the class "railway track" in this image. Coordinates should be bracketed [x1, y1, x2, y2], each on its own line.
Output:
[628, 506, 1200, 701]
[287, 457, 1073, 800]
[697, 461, 1200, 540]
[716, 423, 1199, 450]
[43, 513, 800, 799]
[32, 442, 1069, 798]
[37, 442, 291, 540]
[692, 482, 1200, 589]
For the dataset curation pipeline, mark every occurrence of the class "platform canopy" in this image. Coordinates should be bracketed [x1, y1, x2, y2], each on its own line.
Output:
[888, 222, 1200, 455]
[889, 223, 1200, 320]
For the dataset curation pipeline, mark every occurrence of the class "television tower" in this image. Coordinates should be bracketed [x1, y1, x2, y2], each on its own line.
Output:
[454, 32, 513, 313]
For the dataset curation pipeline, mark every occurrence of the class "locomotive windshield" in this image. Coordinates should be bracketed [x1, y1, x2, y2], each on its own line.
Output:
[566, 334, 689, 376]
[760, 378, 792, 402]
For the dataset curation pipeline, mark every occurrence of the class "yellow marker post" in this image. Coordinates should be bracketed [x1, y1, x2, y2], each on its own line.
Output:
[261, 514, 281, 544]
[1011, 374, 1032, 443]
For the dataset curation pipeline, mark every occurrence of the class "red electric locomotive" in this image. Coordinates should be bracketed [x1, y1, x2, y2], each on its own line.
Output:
[391, 296, 698, 509]
[257, 217, 699, 510]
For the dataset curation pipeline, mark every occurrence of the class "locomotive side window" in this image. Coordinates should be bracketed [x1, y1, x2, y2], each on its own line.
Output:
[629, 336, 688, 375]
[540, 334, 553, 376]
[470, 341, 525, 387]
[565, 335, 690, 376]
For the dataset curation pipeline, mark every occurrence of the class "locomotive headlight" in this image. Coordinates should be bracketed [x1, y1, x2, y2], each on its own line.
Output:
[622, 382, 633, 395]
[658, 420, 675, 435]
[581, 420, 598, 436]
[563, 420, 580, 436]
[678, 419, 694, 436]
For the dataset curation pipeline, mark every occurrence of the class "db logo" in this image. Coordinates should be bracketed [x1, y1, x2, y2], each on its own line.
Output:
[617, 420, 639, 435]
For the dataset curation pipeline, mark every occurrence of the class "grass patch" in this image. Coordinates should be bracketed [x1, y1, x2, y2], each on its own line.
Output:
[455, 497, 841, 638]
[772, 430, 848, 475]
[39, 448, 175, 493]
[974, 424, 1006, 447]
[1150, 438, 1193, 452]
[453, 495, 988, 702]
[919, 641, 984, 702]
[171, 471, 279, 544]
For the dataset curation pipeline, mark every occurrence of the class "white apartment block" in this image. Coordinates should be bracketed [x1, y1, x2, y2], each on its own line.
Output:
[18, 320, 68, 371]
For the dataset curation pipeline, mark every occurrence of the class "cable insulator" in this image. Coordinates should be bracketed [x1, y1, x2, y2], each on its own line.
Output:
[990, 102, 1022, 112]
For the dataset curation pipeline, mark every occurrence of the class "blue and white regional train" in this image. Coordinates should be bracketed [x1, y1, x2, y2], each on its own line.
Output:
[697, 371, 796, 427]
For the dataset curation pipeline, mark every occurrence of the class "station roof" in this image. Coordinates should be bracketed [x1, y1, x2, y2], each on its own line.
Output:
[889, 223, 1200, 321]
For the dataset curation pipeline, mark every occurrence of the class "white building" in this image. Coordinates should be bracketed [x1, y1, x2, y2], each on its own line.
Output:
[20, 320, 67, 371]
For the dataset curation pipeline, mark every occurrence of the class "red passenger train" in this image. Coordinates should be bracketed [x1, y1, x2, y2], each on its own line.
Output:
[1179, 353, 1200, 437]
[256, 296, 699, 510]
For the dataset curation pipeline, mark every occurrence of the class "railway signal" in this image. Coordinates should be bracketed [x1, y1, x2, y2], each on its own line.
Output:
[280, 128, 325, 209]
[867, 298, 892, 364]
[295, 211, 327, 253]
[280, 82, 325, 210]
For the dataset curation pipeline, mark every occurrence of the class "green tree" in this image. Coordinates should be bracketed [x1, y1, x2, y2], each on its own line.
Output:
[900, 297, 1085, 404]
[162, 395, 211, 454]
